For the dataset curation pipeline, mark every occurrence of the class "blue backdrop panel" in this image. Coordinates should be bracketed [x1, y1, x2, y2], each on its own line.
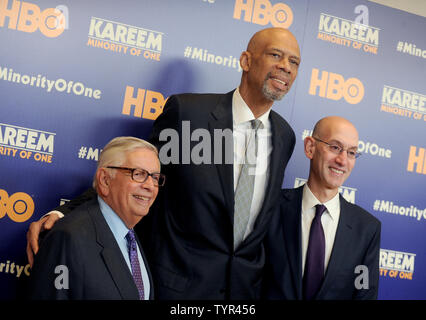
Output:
[0, 0, 424, 299]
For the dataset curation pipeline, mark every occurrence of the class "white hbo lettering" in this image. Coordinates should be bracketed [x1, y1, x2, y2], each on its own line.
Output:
[357, 140, 391, 158]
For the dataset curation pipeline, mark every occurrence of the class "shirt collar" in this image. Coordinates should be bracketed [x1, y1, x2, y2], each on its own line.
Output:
[232, 87, 271, 128]
[302, 184, 340, 220]
[98, 196, 131, 240]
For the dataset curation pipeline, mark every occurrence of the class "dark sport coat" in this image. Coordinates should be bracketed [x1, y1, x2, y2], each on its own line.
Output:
[263, 186, 381, 300]
[145, 90, 295, 299]
[29, 198, 154, 300]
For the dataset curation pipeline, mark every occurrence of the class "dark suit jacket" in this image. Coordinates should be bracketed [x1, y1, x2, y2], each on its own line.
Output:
[28, 198, 154, 300]
[52, 90, 295, 300]
[263, 186, 381, 300]
[145, 91, 295, 299]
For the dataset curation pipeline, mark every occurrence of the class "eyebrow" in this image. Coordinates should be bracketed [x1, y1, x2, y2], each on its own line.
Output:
[328, 139, 358, 149]
[269, 47, 301, 62]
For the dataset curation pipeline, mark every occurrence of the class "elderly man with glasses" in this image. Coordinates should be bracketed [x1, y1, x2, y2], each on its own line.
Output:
[263, 116, 381, 300]
[28, 137, 164, 300]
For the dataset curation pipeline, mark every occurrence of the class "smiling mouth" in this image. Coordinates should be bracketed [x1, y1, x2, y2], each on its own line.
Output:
[268, 75, 289, 91]
[133, 195, 150, 202]
[272, 78, 287, 86]
[330, 167, 344, 175]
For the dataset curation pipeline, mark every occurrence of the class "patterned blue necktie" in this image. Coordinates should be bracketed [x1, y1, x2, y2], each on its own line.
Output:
[303, 204, 327, 300]
[125, 229, 145, 300]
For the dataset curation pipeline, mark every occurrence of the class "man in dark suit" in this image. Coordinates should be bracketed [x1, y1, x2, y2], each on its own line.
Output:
[263, 116, 381, 300]
[27, 27, 300, 299]
[28, 137, 163, 299]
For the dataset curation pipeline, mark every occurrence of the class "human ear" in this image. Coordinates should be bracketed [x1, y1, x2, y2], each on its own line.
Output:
[96, 168, 111, 197]
[304, 137, 315, 159]
[239, 51, 251, 72]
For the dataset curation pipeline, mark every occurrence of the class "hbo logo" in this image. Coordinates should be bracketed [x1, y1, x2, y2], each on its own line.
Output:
[0, 0, 67, 38]
[233, 0, 293, 28]
[309, 68, 365, 104]
[0, 189, 34, 223]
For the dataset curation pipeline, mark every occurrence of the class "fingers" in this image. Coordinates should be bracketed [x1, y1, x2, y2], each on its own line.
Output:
[43, 213, 60, 230]
[26, 239, 35, 268]
[26, 214, 58, 267]
[26, 218, 44, 267]
[26, 213, 61, 267]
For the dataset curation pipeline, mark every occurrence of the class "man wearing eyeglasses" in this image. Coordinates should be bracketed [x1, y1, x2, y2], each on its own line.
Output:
[27, 27, 300, 300]
[263, 116, 381, 300]
[28, 137, 164, 300]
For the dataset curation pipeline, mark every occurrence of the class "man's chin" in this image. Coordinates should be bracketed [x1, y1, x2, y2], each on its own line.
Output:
[262, 87, 287, 101]
[266, 93, 286, 101]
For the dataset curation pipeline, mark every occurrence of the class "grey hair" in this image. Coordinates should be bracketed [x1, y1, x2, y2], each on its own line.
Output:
[93, 136, 159, 189]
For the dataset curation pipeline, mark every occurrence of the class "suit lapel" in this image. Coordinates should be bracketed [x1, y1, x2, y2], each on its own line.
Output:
[87, 200, 140, 300]
[282, 187, 304, 300]
[317, 195, 354, 299]
[208, 91, 234, 224]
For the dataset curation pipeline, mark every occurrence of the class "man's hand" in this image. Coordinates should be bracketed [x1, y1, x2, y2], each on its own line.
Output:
[26, 213, 61, 267]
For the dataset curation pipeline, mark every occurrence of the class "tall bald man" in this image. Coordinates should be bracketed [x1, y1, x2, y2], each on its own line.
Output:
[27, 28, 301, 299]
[263, 116, 381, 300]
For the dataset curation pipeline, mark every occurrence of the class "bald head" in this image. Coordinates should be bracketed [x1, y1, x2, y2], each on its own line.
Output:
[246, 28, 300, 56]
[305, 116, 359, 202]
[238, 27, 301, 117]
[312, 116, 359, 142]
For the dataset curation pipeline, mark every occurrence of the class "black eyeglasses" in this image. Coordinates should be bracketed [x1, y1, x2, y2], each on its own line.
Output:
[312, 137, 361, 159]
[106, 166, 166, 186]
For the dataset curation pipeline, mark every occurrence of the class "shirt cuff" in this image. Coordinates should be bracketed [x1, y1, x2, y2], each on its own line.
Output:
[42, 210, 64, 219]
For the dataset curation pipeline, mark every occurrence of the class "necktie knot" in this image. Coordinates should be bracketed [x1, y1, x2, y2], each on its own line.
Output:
[126, 230, 137, 251]
[251, 119, 263, 131]
[315, 204, 327, 219]
[126, 229, 136, 242]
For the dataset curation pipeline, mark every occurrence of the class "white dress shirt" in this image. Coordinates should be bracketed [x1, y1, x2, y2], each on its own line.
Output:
[301, 184, 340, 277]
[232, 87, 272, 240]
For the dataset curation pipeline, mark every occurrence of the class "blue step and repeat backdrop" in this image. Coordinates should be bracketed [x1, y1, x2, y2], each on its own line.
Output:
[0, 0, 425, 300]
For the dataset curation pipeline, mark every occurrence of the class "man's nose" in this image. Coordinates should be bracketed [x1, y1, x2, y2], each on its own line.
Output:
[142, 175, 156, 189]
[277, 58, 291, 74]
[335, 150, 348, 164]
